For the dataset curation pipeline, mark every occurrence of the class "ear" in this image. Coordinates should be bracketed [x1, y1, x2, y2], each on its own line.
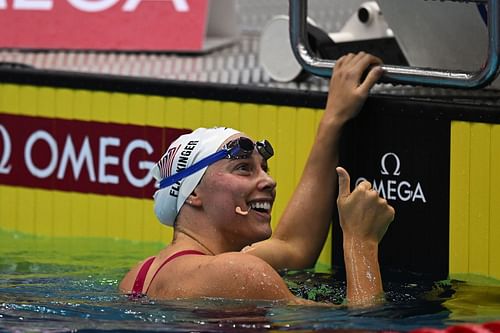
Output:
[186, 190, 202, 207]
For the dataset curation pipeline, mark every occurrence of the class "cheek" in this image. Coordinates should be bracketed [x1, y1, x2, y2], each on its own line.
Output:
[209, 170, 234, 188]
[202, 173, 247, 203]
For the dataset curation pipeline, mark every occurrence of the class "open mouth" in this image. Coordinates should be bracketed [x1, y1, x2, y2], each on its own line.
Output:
[248, 201, 272, 214]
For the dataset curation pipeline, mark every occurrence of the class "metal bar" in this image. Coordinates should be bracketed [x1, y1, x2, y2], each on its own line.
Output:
[289, 0, 500, 88]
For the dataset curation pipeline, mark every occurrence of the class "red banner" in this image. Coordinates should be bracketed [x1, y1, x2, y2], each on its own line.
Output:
[0, 0, 209, 51]
[0, 114, 189, 198]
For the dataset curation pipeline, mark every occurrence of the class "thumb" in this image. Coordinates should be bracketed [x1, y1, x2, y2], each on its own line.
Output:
[336, 166, 351, 199]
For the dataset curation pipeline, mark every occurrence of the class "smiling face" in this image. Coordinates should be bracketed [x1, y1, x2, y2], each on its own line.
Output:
[194, 135, 277, 249]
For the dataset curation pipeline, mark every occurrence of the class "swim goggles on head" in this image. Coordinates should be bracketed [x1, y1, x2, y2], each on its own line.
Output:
[158, 137, 274, 190]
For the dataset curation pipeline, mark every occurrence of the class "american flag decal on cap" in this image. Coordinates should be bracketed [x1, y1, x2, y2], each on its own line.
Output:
[158, 144, 181, 179]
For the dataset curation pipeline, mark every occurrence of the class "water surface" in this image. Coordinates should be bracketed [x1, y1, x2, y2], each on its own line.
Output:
[1, 230, 499, 332]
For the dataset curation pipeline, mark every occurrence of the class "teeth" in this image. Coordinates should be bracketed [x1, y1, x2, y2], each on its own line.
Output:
[249, 202, 271, 211]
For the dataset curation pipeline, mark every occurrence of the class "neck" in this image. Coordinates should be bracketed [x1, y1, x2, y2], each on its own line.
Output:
[174, 227, 216, 256]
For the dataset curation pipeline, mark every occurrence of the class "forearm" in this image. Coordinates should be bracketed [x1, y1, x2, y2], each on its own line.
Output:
[272, 117, 344, 268]
[343, 237, 384, 306]
[258, 53, 384, 270]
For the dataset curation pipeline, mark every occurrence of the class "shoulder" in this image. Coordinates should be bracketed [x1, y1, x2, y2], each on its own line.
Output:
[118, 256, 155, 293]
[198, 252, 296, 300]
[208, 252, 277, 272]
[152, 252, 296, 301]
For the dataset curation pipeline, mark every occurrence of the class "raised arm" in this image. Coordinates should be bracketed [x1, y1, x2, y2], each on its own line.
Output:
[337, 166, 394, 305]
[244, 52, 384, 268]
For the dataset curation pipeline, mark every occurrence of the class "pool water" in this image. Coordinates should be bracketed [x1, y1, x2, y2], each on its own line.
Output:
[1, 230, 500, 333]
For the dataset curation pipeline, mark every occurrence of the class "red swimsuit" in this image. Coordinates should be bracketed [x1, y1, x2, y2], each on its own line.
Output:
[130, 250, 205, 297]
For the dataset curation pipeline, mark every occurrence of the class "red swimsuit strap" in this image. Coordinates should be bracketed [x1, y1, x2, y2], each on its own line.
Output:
[143, 250, 206, 294]
[131, 256, 155, 295]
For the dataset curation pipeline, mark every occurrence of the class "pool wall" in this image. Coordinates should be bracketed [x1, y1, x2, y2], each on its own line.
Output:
[332, 97, 500, 280]
[0, 68, 499, 278]
[0, 72, 332, 267]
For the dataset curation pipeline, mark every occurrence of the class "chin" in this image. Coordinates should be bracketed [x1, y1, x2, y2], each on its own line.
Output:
[253, 226, 272, 242]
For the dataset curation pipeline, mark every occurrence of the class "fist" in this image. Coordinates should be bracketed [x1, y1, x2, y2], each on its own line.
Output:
[336, 166, 395, 244]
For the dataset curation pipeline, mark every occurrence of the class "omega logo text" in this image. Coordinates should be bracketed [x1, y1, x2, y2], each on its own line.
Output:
[355, 152, 427, 203]
[0, 114, 188, 199]
[0, 124, 12, 174]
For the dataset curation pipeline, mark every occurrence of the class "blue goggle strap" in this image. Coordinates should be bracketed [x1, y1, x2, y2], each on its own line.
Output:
[158, 147, 240, 190]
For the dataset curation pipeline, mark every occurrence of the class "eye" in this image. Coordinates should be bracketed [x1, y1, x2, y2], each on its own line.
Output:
[234, 162, 252, 174]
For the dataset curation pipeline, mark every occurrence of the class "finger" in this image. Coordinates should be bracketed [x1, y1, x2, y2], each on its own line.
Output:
[336, 166, 351, 199]
[350, 53, 383, 76]
[356, 180, 372, 191]
[335, 56, 346, 70]
[350, 52, 382, 69]
[359, 66, 383, 91]
[387, 205, 396, 222]
[336, 53, 355, 69]
[349, 51, 369, 67]
[368, 54, 383, 66]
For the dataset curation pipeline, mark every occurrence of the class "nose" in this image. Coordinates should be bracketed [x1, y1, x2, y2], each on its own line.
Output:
[257, 169, 277, 193]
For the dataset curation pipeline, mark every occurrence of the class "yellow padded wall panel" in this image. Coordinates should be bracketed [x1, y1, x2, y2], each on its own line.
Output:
[106, 195, 126, 240]
[128, 95, 146, 125]
[55, 88, 74, 120]
[450, 121, 500, 279]
[490, 126, 500, 278]
[450, 121, 471, 275]
[274, 106, 297, 220]
[73, 90, 91, 121]
[165, 97, 185, 129]
[35, 189, 54, 237]
[109, 93, 129, 124]
[91, 91, 110, 123]
[17, 187, 36, 235]
[19, 86, 38, 117]
[256, 105, 278, 143]
[220, 102, 240, 130]
[52, 191, 72, 237]
[88, 193, 107, 238]
[183, 98, 203, 129]
[0, 84, 4, 112]
[202, 100, 222, 127]
[239, 103, 260, 139]
[468, 123, 491, 276]
[145, 96, 165, 127]
[142, 201, 171, 243]
[0, 185, 17, 232]
[124, 197, 144, 242]
[295, 107, 317, 183]
[38, 87, 56, 118]
[1, 84, 19, 115]
[256, 105, 279, 226]
[72, 193, 90, 237]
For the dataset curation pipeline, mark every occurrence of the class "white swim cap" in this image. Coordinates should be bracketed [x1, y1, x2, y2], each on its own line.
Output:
[151, 127, 240, 226]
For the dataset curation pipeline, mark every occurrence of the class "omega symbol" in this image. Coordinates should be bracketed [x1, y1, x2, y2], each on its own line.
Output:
[380, 152, 400, 176]
[0, 124, 12, 174]
[356, 151, 427, 203]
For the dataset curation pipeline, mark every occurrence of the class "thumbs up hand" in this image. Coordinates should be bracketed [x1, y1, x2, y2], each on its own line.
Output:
[336, 167, 395, 244]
